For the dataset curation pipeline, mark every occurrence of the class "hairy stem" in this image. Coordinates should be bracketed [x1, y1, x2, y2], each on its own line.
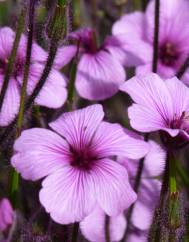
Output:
[152, 0, 160, 72]
[176, 56, 189, 79]
[10, 0, 36, 208]
[105, 215, 110, 242]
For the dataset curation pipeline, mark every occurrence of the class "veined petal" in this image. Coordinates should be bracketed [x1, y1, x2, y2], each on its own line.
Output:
[0, 77, 20, 126]
[75, 50, 126, 100]
[93, 159, 137, 216]
[12, 128, 70, 181]
[49, 104, 104, 151]
[39, 166, 96, 224]
[90, 122, 149, 159]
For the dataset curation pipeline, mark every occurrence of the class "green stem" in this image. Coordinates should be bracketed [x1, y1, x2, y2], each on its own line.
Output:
[10, 0, 36, 208]
[17, 0, 35, 135]
[58, 0, 67, 6]
[176, 161, 189, 187]
[0, 8, 26, 112]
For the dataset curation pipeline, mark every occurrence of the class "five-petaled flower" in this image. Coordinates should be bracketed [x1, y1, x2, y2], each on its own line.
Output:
[11, 104, 149, 224]
[120, 73, 189, 146]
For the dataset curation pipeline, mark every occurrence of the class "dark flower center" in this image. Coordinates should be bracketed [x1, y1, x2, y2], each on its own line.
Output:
[159, 42, 179, 66]
[70, 148, 97, 170]
[0, 57, 24, 77]
[171, 112, 189, 132]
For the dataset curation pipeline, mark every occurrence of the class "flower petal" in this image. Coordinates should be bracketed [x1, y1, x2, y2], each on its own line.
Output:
[75, 50, 126, 100]
[28, 64, 67, 108]
[12, 128, 70, 181]
[49, 104, 104, 151]
[93, 159, 137, 216]
[39, 166, 96, 224]
[54, 45, 77, 69]
[165, 77, 189, 116]
[80, 207, 127, 242]
[90, 122, 149, 159]
[0, 77, 20, 126]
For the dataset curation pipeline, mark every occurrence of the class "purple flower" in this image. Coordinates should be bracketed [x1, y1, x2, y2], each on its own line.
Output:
[11, 104, 149, 224]
[0, 27, 68, 126]
[65, 27, 126, 101]
[0, 198, 14, 232]
[120, 73, 189, 141]
[112, 0, 189, 83]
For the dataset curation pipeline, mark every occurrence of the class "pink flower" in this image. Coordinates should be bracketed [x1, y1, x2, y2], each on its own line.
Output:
[112, 0, 189, 83]
[120, 73, 189, 142]
[0, 27, 68, 126]
[11, 104, 150, 224]
[0, 198, 14, 232]
[65, 28, 126, 100]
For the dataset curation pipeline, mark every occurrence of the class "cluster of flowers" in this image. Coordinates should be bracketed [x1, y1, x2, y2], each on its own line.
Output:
[0, 0, 189, 241]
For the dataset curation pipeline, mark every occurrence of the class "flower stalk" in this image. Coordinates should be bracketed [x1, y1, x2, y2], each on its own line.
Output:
[152, 0, 160, 73]
[0, 7, 26, 113]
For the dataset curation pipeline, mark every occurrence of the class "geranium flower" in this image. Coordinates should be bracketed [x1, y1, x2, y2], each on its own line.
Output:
[0, 27, 69, 126]
[112, 0, 189, 84]
[65, 27, 126, 101]
[120, 73, 189, 143]
[11, 104, 149, 224]
[0, 198, 14, 232]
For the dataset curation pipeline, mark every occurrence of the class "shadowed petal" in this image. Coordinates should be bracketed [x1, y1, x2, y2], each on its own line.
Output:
[0, 77, 20, 126]
[75, 50, 126, 100]
[80, 207, 127, 242]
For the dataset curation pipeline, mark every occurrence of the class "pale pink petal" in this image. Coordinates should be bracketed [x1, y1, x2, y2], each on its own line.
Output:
[49, 104, 104, 151]
[0, 198, 14, 232]
[93, 159, 137, 216]
[80, 207, 126, 242]
[31, 42, 48, 63]
[91, 122, 149, 159]
[39, 166, 96, 224]
[28, 63, 67, 108]
[75, 50, 126, 100]
[0, 27, 14, 58]
[165, 77, 189, 116]
[131, 179, 161, 231]
[128, 103, 180, 135]
[12, 128, 70, 181]
[146, 0, 189, 44]
[105, 35, 147, 66]
[0, 77, 20, 126]
[143, 141, 166, 177]
[54, 45, 77, 69]
[112, 12, 145, 37]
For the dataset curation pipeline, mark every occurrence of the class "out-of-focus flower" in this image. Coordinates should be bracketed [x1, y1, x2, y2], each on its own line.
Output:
[62, 27, 126, 101]
[112, 0, 189, 84]
[80, 131, 165, 242]
[0, 198, 14, 232]
[0, 27, 68, 126]
[80, 206, 127, 242]
[11, 104, 150, 224]
[120, 73, 189, 142]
